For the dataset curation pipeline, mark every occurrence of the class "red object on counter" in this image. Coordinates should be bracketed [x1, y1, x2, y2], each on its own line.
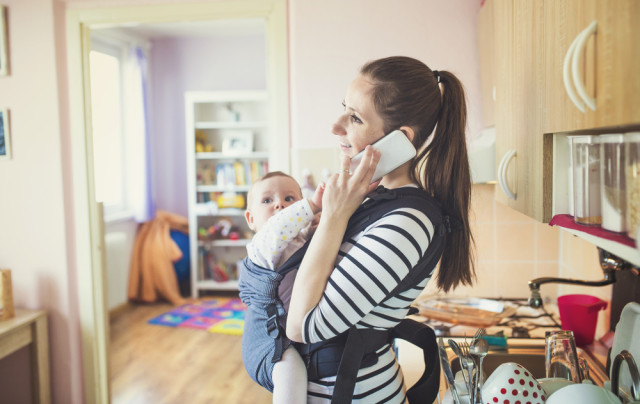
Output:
[549, 214, 636, 248]
[558, 294, 607, 346]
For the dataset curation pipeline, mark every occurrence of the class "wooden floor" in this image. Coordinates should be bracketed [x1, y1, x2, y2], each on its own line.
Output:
[109, 299, 272, 404]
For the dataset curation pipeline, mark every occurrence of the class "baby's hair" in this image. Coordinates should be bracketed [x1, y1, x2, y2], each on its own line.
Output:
[246, 171, 302, 208]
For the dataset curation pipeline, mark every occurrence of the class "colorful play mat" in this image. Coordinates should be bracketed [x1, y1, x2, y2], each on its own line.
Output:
[148, 297, 246, 336]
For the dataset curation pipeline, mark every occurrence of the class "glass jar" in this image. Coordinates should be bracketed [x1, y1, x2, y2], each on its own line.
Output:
[625, 132, 640, 240]
[573, 135, 601, 226]
[600, 134, 626, 233]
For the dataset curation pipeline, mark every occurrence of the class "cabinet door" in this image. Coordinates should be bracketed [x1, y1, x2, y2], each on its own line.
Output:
[493, 0, 515, 208]
[495, 0, 551, 222]
[477, 0, 496, 128]
[544, 0, 640, 133]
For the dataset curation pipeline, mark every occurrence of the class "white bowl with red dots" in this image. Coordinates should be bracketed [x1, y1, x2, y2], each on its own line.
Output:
[481, 362, 547, 404]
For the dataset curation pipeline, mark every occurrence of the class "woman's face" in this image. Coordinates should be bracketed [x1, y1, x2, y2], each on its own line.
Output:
[332, 74, 386, 158]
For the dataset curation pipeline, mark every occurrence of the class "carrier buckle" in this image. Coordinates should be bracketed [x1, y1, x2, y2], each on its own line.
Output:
[266, 312, 280, 339]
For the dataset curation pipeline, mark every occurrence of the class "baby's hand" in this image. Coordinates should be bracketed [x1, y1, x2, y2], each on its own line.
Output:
[308, 182, 325, 213]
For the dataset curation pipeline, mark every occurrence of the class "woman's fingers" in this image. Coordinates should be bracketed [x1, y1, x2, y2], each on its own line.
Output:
[351, 146, 380, 185]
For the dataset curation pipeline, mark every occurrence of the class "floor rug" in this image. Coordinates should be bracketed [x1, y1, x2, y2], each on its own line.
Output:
[148, 297, 246, 336]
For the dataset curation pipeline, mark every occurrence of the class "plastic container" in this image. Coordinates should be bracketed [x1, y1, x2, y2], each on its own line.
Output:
[600, 134, 626, 233]
[573, 136, 602, 226]
[557, 294, 607, 346]
[625, 132, 640, 240]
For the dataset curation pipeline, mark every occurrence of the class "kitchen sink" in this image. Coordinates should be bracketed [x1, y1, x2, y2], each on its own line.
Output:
[447, 345, 608, 386]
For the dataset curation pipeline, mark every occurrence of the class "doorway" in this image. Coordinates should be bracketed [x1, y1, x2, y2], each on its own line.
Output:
[66, 2, 289, 402]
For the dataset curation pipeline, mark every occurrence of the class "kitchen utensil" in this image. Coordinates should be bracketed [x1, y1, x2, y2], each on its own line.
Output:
[481, 362, 545, 403]
[472, 327, 486, 344]
[439, 338, 462, 404]
[460, 342, 477, 404]
[546, 382, 621, 404]
[545, 330, 582, 382]
[449, 339, 472, 400]
[536, 377, 575, 396]
[417, 296, 517, 327]
[557, 294, 607, 346]
[470, 336, 489, 403]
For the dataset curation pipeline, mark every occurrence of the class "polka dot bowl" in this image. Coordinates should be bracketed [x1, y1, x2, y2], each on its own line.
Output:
[481, 362, 546, 404]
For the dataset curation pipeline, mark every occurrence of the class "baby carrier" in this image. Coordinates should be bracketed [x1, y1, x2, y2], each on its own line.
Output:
[239, 186, 450, 403]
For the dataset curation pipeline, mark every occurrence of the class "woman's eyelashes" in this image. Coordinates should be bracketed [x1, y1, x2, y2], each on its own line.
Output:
[342, 101, 363, 124]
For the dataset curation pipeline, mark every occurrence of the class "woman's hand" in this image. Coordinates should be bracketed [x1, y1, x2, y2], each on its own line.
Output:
[286, 146, 380, 342]
[321, 146, 381, 224]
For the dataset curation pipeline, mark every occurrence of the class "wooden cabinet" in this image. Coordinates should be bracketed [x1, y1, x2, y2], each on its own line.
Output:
[482, 0, 640, 264]
[543, 0, 640, 134]
[492, 0, 551, 221]
[185, 91, 272, 296]
[477, 0, 496, 128]
[486, 0, 640, 222]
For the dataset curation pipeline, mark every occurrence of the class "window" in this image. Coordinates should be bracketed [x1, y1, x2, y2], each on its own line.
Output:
[90, 41, 126, 217]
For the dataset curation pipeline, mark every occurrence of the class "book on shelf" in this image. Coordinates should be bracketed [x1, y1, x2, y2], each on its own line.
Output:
[233, 161, 246, 186]
[212, 161, 269, 188]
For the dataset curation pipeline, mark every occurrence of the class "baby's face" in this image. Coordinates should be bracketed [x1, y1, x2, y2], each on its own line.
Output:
[245, 176, 303, 232]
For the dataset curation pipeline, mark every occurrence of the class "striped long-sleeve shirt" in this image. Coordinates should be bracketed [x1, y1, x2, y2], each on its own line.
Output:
[301, 199, 436, 403]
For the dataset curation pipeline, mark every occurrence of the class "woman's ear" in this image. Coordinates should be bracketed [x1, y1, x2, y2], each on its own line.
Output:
[399, 126, 415, 143]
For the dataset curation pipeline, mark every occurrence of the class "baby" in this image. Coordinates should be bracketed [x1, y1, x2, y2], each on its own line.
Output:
[241, 171, 323, 403]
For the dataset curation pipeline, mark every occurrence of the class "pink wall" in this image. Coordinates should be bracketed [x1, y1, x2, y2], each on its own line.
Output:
[149, 35, 266, 216]
[289, 0, 483, 150]
[0, 0, 84, 402]
[0, 0, 482, 402]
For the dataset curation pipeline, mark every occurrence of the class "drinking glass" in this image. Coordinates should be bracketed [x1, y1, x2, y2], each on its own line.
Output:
[545, 330, 582, 382]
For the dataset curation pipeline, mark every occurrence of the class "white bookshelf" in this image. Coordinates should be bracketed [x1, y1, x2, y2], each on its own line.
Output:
[185, 91, 272, 297]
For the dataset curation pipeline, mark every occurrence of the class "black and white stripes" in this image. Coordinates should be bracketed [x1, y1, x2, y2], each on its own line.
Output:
[301, 206, 435, 403]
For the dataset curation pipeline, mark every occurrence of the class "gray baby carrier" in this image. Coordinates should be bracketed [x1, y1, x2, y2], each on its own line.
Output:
[239, 186, 450, 403]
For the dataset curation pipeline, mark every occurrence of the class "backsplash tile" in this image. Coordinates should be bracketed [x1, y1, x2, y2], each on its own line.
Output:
[425, 183, 612, 339]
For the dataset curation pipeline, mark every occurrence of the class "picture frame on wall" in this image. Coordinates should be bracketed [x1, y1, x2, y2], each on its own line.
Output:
[0, 6, 8, 76]
[0, 109, 11, 160]
[221, 131, 254, 155]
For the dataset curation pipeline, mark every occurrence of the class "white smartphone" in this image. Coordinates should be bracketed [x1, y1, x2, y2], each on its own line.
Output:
[349, 129, 417, 182]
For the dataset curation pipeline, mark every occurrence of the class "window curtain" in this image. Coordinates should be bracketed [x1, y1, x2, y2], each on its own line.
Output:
[123, 46, 154, 222]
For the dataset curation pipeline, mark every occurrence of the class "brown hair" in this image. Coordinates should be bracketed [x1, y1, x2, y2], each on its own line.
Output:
[360, 56, 475, 292]
[246, 171, 302, 208]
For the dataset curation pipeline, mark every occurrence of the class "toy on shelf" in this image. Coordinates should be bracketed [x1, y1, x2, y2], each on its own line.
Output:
[197, 217, 244, 241]
[195, 130, 213, 153]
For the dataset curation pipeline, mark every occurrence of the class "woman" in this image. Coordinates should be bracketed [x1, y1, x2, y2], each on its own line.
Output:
[286, 56, 475, 403]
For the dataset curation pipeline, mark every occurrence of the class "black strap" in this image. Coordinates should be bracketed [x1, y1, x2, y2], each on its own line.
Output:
[331, 328, 390, 404]
[266, 304, 286, 363]
[392, 319, 440, 404]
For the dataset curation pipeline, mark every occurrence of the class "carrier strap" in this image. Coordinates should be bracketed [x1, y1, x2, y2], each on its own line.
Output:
[266, 303, 287, 363]
[330, 319, 440, 404]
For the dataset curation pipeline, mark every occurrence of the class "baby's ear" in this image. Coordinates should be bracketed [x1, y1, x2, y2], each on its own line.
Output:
[244, 210, 255, 231]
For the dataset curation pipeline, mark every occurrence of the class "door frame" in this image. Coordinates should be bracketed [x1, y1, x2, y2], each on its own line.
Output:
[65, 1, 289, 402]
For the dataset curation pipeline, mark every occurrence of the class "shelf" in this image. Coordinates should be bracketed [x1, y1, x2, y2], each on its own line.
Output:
[197, 185, 251, 193]
[195, 121, 269, 130]
[550, 215, 640, 266]
[196, 151, 268, 160]
[198, 239, 250, 247]
[195, 205, 244, 217]
[196, 279, 240, 291]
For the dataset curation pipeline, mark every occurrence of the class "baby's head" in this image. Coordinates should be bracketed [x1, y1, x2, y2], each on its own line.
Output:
[245, 171, 303, 232]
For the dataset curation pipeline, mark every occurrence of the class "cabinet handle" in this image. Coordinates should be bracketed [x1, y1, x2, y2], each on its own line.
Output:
[572, 20, 597, 111]
[563, 27, 587, 113]
[498, 149, 517, 200]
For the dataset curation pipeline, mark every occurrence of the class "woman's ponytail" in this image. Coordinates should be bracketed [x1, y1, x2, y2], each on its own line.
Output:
[422, 70, 475, 292]
[361, 57, 475, 292]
